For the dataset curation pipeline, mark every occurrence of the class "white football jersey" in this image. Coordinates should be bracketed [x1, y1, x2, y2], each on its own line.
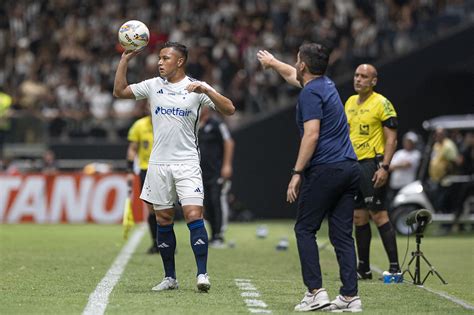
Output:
[130, 76, 216, 164]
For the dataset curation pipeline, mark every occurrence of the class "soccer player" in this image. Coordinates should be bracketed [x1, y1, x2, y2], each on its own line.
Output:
[114, 42, 235, 292]
[198, 106, 234, 247]
[258, 44, 362, 312]
[126, 110, 158, 254]
[345, 64, 400, 279]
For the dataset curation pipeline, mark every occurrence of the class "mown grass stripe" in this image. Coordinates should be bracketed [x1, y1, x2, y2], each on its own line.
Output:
[82, 225, 146, 315]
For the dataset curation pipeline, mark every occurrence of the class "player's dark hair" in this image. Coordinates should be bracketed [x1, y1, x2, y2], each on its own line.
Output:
[298, 43, 329, 75]
[163, 41, 188, 63]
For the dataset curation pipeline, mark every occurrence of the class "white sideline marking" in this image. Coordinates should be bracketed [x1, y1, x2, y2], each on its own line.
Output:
[371, 265, 474, 310]
[242, 292, 260, 297]
[235, 279, 272, 314]
[236, 282, 257, 291]
[248, 308, 272, 313]
[245, 299, 268, 307]
[82, 225, 146, 315]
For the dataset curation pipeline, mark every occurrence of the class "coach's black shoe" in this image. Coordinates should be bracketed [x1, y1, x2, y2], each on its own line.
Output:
[357, 269, 373, 280]
[147, 245, 160, 255]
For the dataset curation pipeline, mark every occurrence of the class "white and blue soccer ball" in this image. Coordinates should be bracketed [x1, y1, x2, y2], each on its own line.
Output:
[118, 20, 150, 51]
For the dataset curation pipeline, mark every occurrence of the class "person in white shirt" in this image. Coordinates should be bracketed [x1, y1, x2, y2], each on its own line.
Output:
[113, 41, 235, 293]
[388, 132, 421, 202]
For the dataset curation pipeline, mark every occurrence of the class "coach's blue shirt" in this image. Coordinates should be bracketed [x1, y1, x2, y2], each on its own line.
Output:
[296, 76, 357, 166]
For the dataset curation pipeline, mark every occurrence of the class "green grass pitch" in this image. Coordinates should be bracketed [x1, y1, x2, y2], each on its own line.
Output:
[1, 221, 473, 314]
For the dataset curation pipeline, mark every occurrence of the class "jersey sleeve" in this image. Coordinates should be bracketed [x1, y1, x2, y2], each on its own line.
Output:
[129, 78, 154, 100]
[198, 81, 217, 110]
[378, 97, 397, 122]
[199, 93, 216, 110]
[127, 121, 140, 142]
[298, 88, 322, 122]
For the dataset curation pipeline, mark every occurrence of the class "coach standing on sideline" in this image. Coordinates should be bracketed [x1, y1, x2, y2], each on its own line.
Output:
[345, 64, 400, 279]
[258, 44, 362, 312]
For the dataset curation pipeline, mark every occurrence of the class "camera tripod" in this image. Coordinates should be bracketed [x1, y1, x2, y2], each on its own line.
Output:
[403, 232, 448, 285]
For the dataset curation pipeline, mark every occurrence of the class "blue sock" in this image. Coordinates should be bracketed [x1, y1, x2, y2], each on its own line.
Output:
[188, 219, 208, 276]
[157, 224, 176, 279]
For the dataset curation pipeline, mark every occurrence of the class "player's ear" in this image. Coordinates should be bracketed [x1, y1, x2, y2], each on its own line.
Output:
[178, 57, 184, 67]
[300, 61, 306, 72]
[372, 77, 377, 87]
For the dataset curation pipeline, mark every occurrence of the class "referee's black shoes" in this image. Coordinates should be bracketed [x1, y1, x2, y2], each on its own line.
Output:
[357, 269, 373, 280]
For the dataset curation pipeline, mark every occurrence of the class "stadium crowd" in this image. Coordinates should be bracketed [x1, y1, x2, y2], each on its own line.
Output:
[0, 0, 470, 143]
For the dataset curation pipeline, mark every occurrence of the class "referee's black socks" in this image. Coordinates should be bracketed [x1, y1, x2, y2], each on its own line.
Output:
[148, 213, 158, 248]
[378, 222, 400, 273]
[355, 223, 372, 272]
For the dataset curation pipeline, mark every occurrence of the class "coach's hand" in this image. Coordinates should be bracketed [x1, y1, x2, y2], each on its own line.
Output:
[372, 168, 388, 188]
[257, 50, 275, 70]
[287, 175, 301, 203]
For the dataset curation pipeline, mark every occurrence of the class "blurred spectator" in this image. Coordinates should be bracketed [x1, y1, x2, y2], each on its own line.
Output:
[88, 82, 113, 139]
[3, 0, 470, 141]
[38, 149, 58, 175]
[388, 131, 421, 203]
[83, 162, 112, 175]
[429, 127, 459, 183]
[428, 127, 459, 219]
[1, 157, 21, 175]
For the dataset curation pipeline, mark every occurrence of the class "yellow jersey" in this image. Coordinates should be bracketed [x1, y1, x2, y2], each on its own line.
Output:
[345, 92, 397, 160]
[127, 116, 153, 170]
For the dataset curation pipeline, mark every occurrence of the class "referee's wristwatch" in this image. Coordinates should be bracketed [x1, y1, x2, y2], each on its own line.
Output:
[381, 164, 390, 172]
[291, 168, 304, 176]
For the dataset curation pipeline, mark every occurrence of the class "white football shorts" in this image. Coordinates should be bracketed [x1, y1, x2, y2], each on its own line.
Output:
[140, 163, 204, 210]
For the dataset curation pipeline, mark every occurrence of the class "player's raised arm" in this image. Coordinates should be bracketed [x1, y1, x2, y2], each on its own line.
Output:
[186, 82, 235, 116]
[113, 50, 142, 99]
[257, 50, 302, 88]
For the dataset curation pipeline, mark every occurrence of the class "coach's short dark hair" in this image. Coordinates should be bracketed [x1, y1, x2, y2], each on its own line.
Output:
[163, 41, 188, 63]
[298, 43, 329, 75]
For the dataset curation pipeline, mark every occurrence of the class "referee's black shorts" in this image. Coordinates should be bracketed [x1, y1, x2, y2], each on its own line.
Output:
[139, 169, 147, 187]
[354, 158, 387, 211]
[139, 169, 152, 206]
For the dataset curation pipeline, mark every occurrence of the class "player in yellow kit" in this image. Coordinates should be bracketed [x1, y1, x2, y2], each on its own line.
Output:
[126, 113, 158, 254]
[345, 64, 400, 279]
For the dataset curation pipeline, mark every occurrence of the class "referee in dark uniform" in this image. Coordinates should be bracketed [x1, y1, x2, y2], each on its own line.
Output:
[258, 44, 362, 312]
[198, 106, 234, 248]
